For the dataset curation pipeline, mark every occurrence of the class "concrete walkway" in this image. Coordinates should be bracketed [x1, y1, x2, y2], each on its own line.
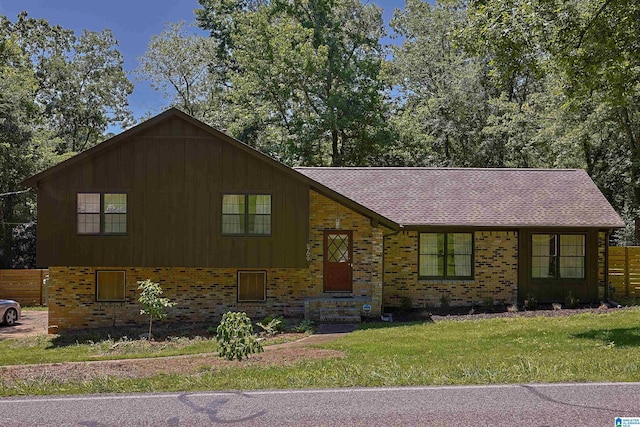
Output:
[268, 324, 359, 349]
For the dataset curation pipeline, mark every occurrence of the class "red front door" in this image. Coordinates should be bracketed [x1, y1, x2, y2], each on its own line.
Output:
[323, 230, 352, 292]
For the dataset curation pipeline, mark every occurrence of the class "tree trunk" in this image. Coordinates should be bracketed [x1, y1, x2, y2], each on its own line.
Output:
[331, 128, 340, 166]
[148, 315, 153, 341]
[620, 107, 640, 207]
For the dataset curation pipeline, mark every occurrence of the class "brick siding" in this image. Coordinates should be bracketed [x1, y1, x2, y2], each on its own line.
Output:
[383, 231, 519, 308]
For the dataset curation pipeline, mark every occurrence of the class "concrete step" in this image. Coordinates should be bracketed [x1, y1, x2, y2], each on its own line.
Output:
[319, 307, 361, 323]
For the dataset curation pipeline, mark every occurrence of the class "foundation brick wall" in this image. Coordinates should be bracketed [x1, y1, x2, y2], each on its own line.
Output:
[383, 231, 518, 308]
[47, 266, 310, 332]
[48, 190, 384, 331]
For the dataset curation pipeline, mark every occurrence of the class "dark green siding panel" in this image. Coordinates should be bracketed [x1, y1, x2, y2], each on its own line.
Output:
[518, 228, 599, 304]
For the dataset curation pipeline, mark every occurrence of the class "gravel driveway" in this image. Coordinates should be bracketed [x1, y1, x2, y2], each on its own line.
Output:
[0, 310, 48, 340]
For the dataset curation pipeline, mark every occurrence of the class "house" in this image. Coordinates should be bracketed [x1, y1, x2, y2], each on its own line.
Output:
[21, 109, 624, 332]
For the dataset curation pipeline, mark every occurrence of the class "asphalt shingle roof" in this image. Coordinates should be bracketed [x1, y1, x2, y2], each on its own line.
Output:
[294, 167, 624, 228]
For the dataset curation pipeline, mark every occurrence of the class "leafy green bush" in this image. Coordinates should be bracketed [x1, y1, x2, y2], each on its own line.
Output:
[482, 296, 494, 309]
[257, 316, 283, 336]
[524, 294, 538, 311]
[565, 292, 580, 309]
[439, 294, 451, 309]
[295, 319, 315, 333]
[215, 312, 263, 361]
[400, 296, 413, 311]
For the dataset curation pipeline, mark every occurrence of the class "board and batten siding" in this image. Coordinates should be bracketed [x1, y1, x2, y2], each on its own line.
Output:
[35, 116, 309, 268]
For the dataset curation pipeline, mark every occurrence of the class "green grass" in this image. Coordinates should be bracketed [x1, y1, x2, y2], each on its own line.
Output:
[1, 308, 640, 396]
[0, 334, 217, 366]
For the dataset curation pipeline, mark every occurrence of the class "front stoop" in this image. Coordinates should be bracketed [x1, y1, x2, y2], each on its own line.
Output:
[319, 307, 361, 323]
[304, 295, 371, 324]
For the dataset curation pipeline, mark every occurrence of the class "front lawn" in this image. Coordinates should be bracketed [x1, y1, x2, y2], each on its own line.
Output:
[1, 308, 639, 396]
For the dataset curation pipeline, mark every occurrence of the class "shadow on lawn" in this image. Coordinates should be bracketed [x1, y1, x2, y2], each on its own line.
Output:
[573, 328, 640, 348]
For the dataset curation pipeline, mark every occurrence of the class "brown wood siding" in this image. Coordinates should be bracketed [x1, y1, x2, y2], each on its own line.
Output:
[518, 228, 599, 303]
[35, 116, 310, 268]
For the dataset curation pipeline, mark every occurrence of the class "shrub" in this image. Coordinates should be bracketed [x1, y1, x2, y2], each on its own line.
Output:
[507, 304, 518, 313]
[216, 312, 263, 361]
[295, 319, 315, 333]
[482, 296, 494, 309]
[565, 292, 580, 309]
[399, 296, 413, 311]
[524, 294, 538, 311]
[439, 294, 451, 309]
[552, 302, 562, 311]
[257, 316, 284, 336]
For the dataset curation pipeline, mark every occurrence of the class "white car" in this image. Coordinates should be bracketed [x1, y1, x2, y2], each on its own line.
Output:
[0, 299, 21, 326]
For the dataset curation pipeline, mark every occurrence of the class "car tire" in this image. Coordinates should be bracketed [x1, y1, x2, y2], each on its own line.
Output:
[3, 308, 18, 326]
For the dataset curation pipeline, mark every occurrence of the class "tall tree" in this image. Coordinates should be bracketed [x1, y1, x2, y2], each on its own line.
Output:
[196, 0, 392, 166]
[2, 12, 133, 153]
[136, 22, 227, 126]
[465, 0, 640, 209]
[389, 0, 488, 166]
[0, 37, 38, 267]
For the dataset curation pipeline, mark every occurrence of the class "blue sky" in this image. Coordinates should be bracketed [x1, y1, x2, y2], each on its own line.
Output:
[0, 0, 407, 127]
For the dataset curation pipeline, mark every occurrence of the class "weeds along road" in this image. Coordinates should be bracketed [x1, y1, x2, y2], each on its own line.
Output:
[1, 382, 639, 426]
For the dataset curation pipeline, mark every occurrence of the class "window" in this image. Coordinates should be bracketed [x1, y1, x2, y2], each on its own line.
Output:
[96, 270, 126, 301]
[222, 194, 271, 235]
[531, 234, 585, 279]
[238, 271, 266, 302]
[77, 193, 127, 234]
[419, 233, 473, 279]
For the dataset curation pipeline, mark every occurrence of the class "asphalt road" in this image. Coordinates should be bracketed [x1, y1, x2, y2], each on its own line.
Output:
[1, 382, 639, 426]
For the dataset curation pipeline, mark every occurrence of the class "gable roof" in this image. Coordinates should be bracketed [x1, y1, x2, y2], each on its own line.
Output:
[294, 167, 624, 228]
[20, 108, 397, 229]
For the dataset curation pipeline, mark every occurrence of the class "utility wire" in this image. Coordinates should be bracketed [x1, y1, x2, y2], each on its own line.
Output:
[0, 188, 32, 197]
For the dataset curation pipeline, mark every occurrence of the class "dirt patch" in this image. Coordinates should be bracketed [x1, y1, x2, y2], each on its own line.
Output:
[0, 310, 47, 340]
[0, 346, 344, 385]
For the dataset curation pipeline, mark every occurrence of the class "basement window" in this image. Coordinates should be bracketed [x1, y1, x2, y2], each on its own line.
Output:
[96, 270, 126, 302]
[237, 271, 266, 302]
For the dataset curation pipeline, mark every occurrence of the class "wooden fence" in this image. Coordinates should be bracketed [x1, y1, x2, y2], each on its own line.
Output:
[0, 269, 48, 306]
[608, 246, 640, 297]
